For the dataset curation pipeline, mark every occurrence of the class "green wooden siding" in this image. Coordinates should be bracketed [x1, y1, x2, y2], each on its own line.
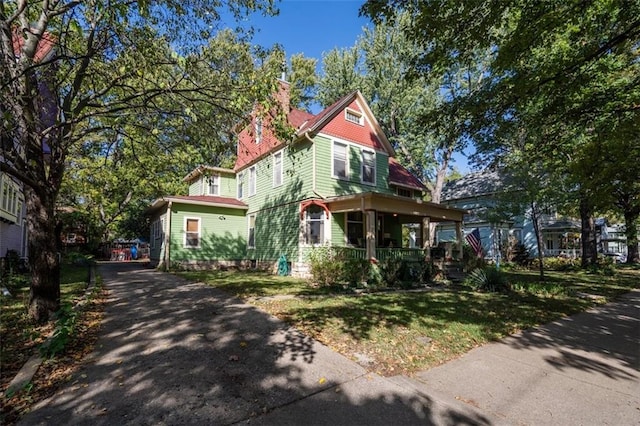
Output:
[314, 134, 392, 197]
[188, 179, 202, 196]
[169, 203, 247, 262]
[188, 173, 236, 197]
[331, 212, 346, 246]
[218, 173, 236, 197]
[251, 203, 300, 262]
[243, 142, 314, 211]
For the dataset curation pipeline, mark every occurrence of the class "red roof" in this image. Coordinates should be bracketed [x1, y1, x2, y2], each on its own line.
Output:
[388, 157, 427, 191]
[12, 28, 56, 62]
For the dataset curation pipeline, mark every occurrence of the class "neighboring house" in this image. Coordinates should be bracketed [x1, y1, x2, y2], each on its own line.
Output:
[146, 81, 467, 274]
[0, 173, 27, 258]
[437, 169, 629, 260]
[1, 30, 56, 261]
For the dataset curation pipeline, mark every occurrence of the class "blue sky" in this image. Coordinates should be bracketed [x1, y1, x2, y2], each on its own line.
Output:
[240, 0, 471, 173]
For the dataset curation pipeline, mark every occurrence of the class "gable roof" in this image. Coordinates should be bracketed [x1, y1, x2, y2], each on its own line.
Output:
[147, 195, 248, 213]
[183, 165, 235, 183]
[296, 91, 395, 155]
[235, 88, 396, 171]
[441, 170, 507, 201]
[388, 157, 427, 191]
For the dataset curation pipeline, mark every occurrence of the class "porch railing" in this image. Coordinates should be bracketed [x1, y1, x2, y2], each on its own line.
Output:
[544, 249, 581, 258]
[331, 247, 426, 262]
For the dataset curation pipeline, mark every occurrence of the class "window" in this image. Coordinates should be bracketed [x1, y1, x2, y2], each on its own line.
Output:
[361, 150, 375, 185]
[237, 172, 244, 199]
[345, 108, 363, 125]
[254, 118, 263, 144]
[273, 151, 283, 187]
[347, 212, 364, 247]
[248, 214, 256, 248]
[546, 238, 554, 251]
[184, 217, 201, 248]
[303, 205, 325, 245]
[333, 142, 348, 179]
[207, 174, 219, 196]
[396, 187, 412, 197]
[1, 183, 7, 210]
[249, 166, 256, 196]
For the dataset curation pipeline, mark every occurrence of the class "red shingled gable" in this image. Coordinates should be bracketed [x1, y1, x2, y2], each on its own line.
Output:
[12, 28, 56, 62]
[317, 99, 386, 151]
[388, 157, 427, 191]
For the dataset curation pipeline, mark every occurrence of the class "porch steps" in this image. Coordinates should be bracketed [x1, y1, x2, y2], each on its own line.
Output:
[442, 262, 466, 283]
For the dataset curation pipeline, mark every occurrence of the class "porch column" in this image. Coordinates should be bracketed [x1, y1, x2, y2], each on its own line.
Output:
[455, 221, 464, 261]
[366, 210, 376, 259]
[422, 217, 431, 260]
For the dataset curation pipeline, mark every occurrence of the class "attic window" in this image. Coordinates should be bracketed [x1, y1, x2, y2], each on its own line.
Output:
[345, 109, 363, 125]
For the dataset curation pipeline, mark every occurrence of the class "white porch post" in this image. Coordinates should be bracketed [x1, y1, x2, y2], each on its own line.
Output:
[422, 217, 431, 259]
[366, 210, 376, 259]
[455, 221, 464, 261]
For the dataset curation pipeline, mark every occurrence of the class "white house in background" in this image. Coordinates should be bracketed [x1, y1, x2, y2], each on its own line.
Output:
[435, 169, 585, 260]
[0, 172, 28, 258]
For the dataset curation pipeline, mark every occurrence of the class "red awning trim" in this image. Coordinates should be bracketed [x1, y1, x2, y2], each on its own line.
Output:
[299, 200, 331, 220]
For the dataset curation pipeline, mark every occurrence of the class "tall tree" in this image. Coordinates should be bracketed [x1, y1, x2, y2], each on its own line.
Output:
[362, 0, 640, 262]
[1, 0, 279, 323]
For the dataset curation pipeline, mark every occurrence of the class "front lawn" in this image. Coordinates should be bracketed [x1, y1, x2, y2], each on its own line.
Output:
[180, 267, 639, 376]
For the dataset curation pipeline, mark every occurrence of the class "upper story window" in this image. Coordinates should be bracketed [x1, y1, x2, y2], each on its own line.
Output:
[345, 108, 363, 125]
[237, 172, 244, 199]
[333, 141, 348, 179]
[207, 174, 219, 196]
[273, 150, 283, 187]
[184, 217, 201, 248]
[361, 150, 375, 185]
[254, 118, 263, 144]
[249, 166, 256, 196]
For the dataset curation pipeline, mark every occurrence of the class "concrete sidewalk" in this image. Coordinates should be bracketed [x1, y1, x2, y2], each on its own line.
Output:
[19, 263, 639, 425]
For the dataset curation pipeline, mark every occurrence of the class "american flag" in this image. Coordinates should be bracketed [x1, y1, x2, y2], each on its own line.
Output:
[465, 228, 483, 257]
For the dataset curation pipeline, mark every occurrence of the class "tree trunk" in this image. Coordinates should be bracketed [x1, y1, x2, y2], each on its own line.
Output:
[579, 196, 597, 267]
[25, 185, 61, 323]
[429, 147, 453, 245]
[531, 202, 545, 281]
[624, 210, 639, 264]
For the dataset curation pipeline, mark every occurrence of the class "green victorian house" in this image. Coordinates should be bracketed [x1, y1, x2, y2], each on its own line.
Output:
[146, 81, 466, 275]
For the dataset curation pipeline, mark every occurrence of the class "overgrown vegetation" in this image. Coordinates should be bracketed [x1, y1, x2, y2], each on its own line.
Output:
[1, 255, 106, 425]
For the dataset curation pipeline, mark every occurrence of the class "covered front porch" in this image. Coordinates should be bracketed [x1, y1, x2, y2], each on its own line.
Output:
[323, 192, 467, 261]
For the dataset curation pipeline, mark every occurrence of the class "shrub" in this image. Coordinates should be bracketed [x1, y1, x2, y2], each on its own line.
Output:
[342, 258, 370, 286]
[379, 258, 403, 287]
[543, 256, 580, 271]
[464, 266, 510, 293]
[306, 246, 344, 286]
[462, 244, 486, 271]
[511, 243, 532, 267]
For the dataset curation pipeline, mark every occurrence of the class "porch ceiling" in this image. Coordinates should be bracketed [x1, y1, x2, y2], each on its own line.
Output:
[325, 192, 467, 222]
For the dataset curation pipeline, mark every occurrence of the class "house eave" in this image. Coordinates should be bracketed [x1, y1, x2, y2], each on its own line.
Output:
[182, 166, 236, 183]
[146, 197, 248, 215]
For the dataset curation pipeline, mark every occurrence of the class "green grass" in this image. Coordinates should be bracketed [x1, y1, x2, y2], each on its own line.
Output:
[181, 267, 639, 376]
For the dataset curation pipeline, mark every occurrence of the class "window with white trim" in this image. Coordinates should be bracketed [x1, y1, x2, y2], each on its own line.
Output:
[333, 142, 348, 179]
[249, 166, 256, 196]
[237, 172, 244, 199]
[361, 149, 375, 185]
[248, 214, 256, 248]
[273, 150, 283, 187]
[207, 174, 219, 196]
[184, 217, 201, 248]
[303, 205, 325, 245]
[345, 108, 363, 125]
